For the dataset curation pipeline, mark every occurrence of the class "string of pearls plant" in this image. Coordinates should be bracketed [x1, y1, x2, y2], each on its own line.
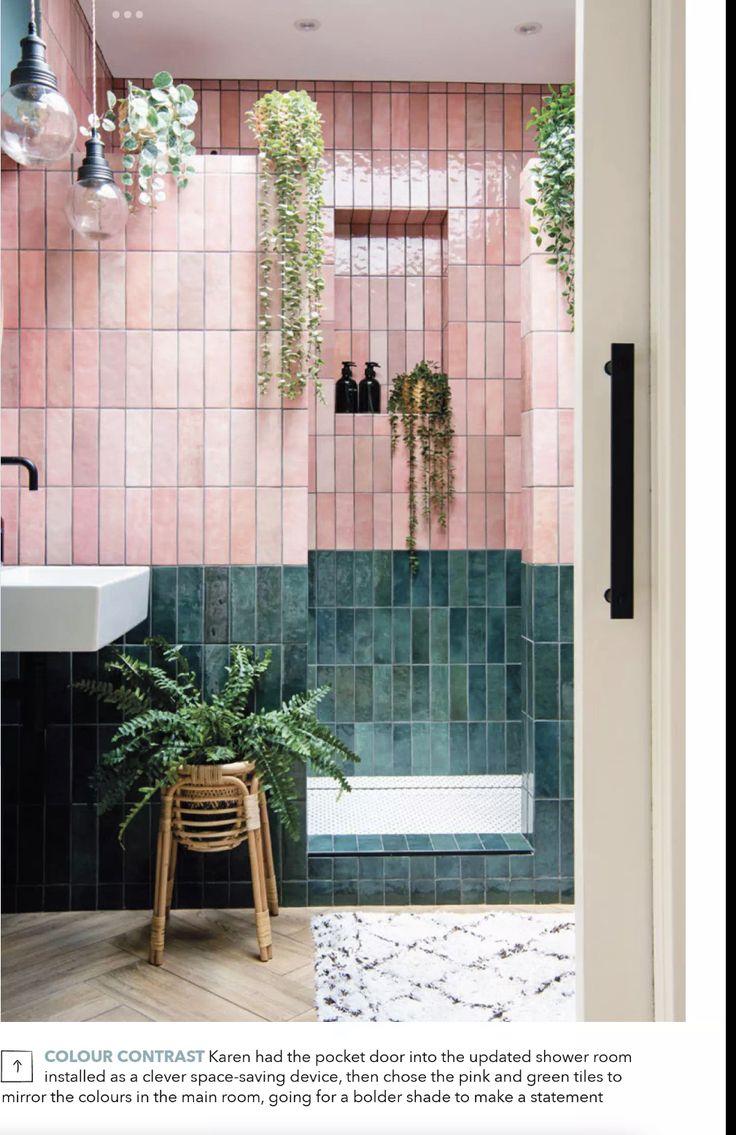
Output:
[247, 90, 326, 399]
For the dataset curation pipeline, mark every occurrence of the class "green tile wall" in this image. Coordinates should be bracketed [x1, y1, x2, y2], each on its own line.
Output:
[1, 565, 309, 913]
[307, 550, 524, 777]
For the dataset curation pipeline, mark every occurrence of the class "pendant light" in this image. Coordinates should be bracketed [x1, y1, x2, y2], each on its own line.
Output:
[0, 0, 78, 166]
[65, 0, 127, 242]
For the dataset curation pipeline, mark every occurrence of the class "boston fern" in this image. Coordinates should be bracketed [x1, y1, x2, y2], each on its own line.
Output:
[75, 639, 356, 843]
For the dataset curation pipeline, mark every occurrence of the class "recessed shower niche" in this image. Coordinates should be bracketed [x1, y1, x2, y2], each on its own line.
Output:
[306, 205, 531, 859]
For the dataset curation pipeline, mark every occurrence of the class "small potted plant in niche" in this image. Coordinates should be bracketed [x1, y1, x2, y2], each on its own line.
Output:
[75, 639, 356, 844]
[388, 360, 455, 573]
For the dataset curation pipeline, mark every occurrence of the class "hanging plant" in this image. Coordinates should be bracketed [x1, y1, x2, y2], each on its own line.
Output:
[246, 89, 326, 400]
[525, 83, 575, 323]
[94, 72, 198, 210]
[388, 360, 454, 574]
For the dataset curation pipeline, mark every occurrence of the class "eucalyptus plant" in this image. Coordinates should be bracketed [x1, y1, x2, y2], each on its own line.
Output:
[93, 72, 198, 210]
[75, 639, 356, 843]
[247, 89, 326, 400]
[526, 83, 575, 322]
[388, 360, 455, 574]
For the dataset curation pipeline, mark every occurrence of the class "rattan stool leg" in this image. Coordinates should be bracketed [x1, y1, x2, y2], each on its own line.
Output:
[258, 792, 279, 916]
[246, 825, 272, 962]
[165, 837, 178, 919]
[149, 791, 173, 966]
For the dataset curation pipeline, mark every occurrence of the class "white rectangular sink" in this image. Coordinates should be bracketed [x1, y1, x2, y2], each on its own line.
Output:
[0, 566, 150, 652]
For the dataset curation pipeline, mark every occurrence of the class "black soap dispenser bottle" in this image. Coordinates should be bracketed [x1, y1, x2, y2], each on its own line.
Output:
[358, 361, 381, 413]
[335, 360, 358, 413]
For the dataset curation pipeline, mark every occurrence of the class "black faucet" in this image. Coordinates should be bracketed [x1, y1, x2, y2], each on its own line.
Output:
[1, 455, 40, 563]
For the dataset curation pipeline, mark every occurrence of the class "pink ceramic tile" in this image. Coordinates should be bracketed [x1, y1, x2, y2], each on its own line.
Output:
[204, 486, 230, 563]
[204, 330, 230, 406]
[505, 321, 521, 378]
[152, 193, 178, 251]
[150, 330, 178, 407]
[99, 486, 126, 564]
[178, 410, 204, 486]
[390, 151, 410, 209]
[17, 484, 45, 563]
[178, 252, 205, 328]
[466, 434, 485, 492]
[175, 486, 202, 564]
[0, 486, 18, 562]
[98, 250, 125, 329]
[505, 378, 522, 435]
[256, 486, 282, 563]
[124, 252, 151, 330]
[230, 330, 256, 408]
[19, 329, 45, 406]
[558, 409, 574, 486]
[373, 492, 392, 547]
[528, 331, 558, 407]
[230, 486, 256, 564]
[504, 490, 524, 550]
[125, 330, 151, 407]
[505, 435, 522, 494]
[72, 408, 99, 486]
[19, 251, 46, 327]
[1, 330, 19, 407]
[390, 92, 410, 148]
[203, 409, 231, 486]
[1, 249, 19, 328]
[19, 170, 45, 249]
[447, 94, 466, 148]
[1, 169, 19, 251]
[466, 325, 485, 380]
[333, 493, 354, 549]
[282, 408, 308, 488]
[72, 329, 99, 406]
[45, 485, 72, 563]
[71, 486, 98, 564]
[428, 151, 448, 209]
[335, 434, 355, 494]
[99, 331, 126, 406]
[530, 487, 558, 563]
[485, 94, 503, 149]
[486, 435, 505, 492]
[125, 205, 152, 252]
[391, 492, 409, 551]
[230, 252, 256, 330]
[45, 408, 71, 486]
[485, 209, 504, 264]
[98, 408, 125, 486]
[372, 93, 391, 149]
[255, 408, 282, 488]
[485, 379, 504, 435]
[557, 331, 575, 408]
[558, 487, 574, 564]
[503, 93, 522, 150]
[151, 252, 178, 329]
[282, 486, 308, 564]
[316, 492, 336, 549]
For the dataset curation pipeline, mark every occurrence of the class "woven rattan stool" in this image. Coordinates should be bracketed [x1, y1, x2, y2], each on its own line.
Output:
[149, 761, 279, 966]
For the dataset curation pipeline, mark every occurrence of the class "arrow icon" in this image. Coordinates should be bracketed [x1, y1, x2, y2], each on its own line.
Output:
[13, 1059, 23, 1072]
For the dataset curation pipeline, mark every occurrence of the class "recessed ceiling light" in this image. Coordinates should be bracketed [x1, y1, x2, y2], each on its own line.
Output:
[112, 9, 120, 16]
[294, 18, 321, 32]
[135, 9, 144, 16]
[515, 21, 543, 35]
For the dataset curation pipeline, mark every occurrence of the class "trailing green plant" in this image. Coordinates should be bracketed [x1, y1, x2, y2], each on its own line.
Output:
[75, 639, 356, 843]
[93, 73, 198, 210]
[247, 89, 326, 399]
[388, 360, 454, 574]
[525, 83, 575, 323]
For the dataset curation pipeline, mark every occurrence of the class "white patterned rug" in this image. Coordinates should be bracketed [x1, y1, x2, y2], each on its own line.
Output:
[312, 910, 576, 1022]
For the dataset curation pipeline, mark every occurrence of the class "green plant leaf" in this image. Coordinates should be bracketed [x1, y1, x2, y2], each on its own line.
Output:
[153, 71, 173, 88]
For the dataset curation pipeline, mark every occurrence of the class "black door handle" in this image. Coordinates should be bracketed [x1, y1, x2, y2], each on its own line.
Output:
[603, 344, 634, 619]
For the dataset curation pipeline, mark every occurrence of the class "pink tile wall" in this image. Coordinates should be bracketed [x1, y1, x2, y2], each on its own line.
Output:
[519, 159, 575, 565]
[1, 154, 308, 566]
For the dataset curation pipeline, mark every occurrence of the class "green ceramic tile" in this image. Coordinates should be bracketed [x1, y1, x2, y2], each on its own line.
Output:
[411, 722, 430, 773]
[461, 880, 485, 903]
[308, 880, 334, 905]
[309, 857, 333, 879]
[354, 665, 373, 721]
[384, 878, 410, 902]
[151, 567, 177, 641]
[430, 607, 449, 662]
[373, 665, 392, 722]
[429, 722, 449, 774]
[505, 606, 522, 664]
[392, 550, 410, 606]
[373, 551, 392, 607]
[373, 724, 393, 773]
[282, 566, 308, 642]
[373, 607, 392, 663]
[560, 721, 574, 798]
[410, 880, 436, 904]
[335, 607, 355, 663]
[486, 607, 505, 663]
[468, 550, 486, 606]
[485, 664, 505, 721]
[316, 608, 336, 663]
[508, 879, 535, 903]
[506, 663, 522, 721]
[411, 665, 430, 720]
[505, 833, 533, 852]
[204, 566, 229, 644]
[534, 879, 561, 903]
[535, 721, 560, 798]
[435, 879, 462, 903]
[506, 722, 523, 774]
[393, 723, 411, 774]
[353, 552, 373, 607]
[334, 835, 358, 853]
[256, 644, 281, 709]
[534, 643, 559, 719]
[359, 856, 384, 878]
[480, 834, 507, 851]
[392, 608, 411, 663]
[430, 834, 457, 852]
[411, 608, 430, 663]
[449, 665, 467, 720]
[449, 607, 467, 663]
[411, 551, 430, 606]
[358, 879, 385, 904]
[468, 722, 487, 773]
[357, 835, 382, 852]
[333, 881, 359, 905]
[430, 551, 449, 606]
[533, 566, 559, 643]
[308, 836, 333, 853]
[430, 664, 449, 721]
[334, 666, 355, 722]
[392, 665, 411, 720]
[177, 567, 203, 643]
[354, 608, 374, 664]
[315, 666, 335, 721]
[533, 800, 560, 878]
[382, 834, 408, 852]
[467, 611, 486, 663]
[448, 550, 467, 606]
[505, 550, 522, 606]
[316, 550, 336, 606]
[559, 565, 574, 643]
[560, 800, 574, 877]
[256, 567, 282, 643]
[486, 550, 505, 606]
[435, 854, 460, 878]
[406, 834, 432, 852]
[203, 644, 229, 698]
[307, 609, 316, 664]
[449, 722, 468, 773]
[560, 642, 574, 721]
[468, 664, 486, 721]
[335, 552, 354, 606]
[486, 723, 506, 773]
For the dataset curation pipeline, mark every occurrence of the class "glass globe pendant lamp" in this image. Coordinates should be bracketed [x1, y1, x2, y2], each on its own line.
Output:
[64, 0, 127, 242]
[65, 133, 128, 241]
[1, 1, 78, 167]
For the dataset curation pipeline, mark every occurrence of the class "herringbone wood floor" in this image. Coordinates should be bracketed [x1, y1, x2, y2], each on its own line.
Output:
[1, 904, 569, 1022]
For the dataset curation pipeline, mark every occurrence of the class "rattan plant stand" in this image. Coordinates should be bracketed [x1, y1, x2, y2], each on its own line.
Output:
[149, 761, 279, 966]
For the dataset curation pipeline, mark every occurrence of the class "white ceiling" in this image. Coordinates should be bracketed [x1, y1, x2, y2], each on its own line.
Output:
[81, 0, 575, 83]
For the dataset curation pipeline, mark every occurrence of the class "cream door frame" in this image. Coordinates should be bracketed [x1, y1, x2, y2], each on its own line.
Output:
[575, 0, 686, 1022]
[650, 0, 686, 1023]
